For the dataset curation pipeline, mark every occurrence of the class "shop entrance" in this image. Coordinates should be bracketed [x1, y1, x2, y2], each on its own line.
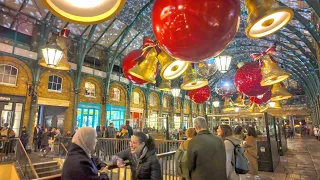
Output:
[37, 105, 67, 133]
[106, 105, 125, 130]
[77, 102, 100, 129]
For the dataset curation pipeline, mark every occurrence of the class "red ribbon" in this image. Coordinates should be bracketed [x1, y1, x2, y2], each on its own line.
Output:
[250, 45, 276, 61]
[135, 37, 162, 64]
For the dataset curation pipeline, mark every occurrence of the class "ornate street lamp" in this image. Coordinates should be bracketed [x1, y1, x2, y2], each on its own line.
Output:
[41, 34, 63, 67]
[171, 88, 180, 98]
[215, 52, 232, 73]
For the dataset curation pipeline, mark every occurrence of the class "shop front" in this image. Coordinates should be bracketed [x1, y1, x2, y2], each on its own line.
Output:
[106, 104, 125, 130]
[77, 102, 100, 128]
[0, 94, 25, 136]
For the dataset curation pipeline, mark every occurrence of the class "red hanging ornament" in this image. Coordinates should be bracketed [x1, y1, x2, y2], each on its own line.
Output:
[249, 90, 272, 105]
[188, 85, 211, 104]
[122, 49, 148, 84]
[152, 0, 240, 62]
[234, 61, 271, 96]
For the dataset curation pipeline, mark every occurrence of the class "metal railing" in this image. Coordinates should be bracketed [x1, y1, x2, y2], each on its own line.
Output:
[0, 138, 39, 179]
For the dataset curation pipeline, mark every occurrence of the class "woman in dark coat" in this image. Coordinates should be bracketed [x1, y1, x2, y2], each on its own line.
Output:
[20, 126, 29, 150]
[111, 132, 162, 180]
[40, 128, 50, 151]
[61, 127, 109, 180]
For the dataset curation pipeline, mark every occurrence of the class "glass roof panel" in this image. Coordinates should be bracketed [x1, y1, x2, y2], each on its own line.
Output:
[97, 19, 127, 47]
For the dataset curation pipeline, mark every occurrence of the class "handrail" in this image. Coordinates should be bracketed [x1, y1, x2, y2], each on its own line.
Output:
[16, 138, 39, 179]
[32, 174, 62, 180]
[156, 151, 176, 158]
[60, 143, 68, 154]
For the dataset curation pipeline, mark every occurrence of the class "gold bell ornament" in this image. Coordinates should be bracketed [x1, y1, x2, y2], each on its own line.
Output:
[268, 101, 282, 109]
[233, 94, 245, 107]
[260, 54, 289, 86]
[270, 83, 292, 101]
[248, 103, 256, 113]
[181, 64, 208, 90]
[245, 0, 293, 38]
[128, 47, 158, 84]
[157, 50, 189, 80]
[158, 79, 171, 92]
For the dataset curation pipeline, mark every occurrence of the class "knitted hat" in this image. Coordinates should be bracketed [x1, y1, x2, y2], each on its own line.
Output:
[185, 128, 196, 138]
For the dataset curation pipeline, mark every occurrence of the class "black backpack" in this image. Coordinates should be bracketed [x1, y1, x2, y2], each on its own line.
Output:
[225, 139, 250, 174]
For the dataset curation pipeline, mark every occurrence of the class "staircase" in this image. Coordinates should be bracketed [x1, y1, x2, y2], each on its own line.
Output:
[33, 161, 62, 179]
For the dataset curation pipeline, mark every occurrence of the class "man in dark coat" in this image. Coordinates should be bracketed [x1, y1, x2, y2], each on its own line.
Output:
[20, 126, 29, 150]
[125, 121, 133, 138]
[33, 124, 42, 152]
[187, 117, 227, 180]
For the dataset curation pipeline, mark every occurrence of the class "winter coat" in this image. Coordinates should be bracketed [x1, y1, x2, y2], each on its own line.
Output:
[62, 143, 109, 180]
[244, 136, 258, 175]
[20, 131, 29, 145]
[115, 147, 162, 180]
[33, 127, 42, 142]
[224, 137, 241, 180]
[187, 130, 227, 180]
[41, 132, 51, 146]
[106, 126, 116, 138]
[126, 125, 133, 138]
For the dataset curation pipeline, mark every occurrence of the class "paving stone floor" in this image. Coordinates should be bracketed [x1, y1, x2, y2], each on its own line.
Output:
[241, 136, 320, 180]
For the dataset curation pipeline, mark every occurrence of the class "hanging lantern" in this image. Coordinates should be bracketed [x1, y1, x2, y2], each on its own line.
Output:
[270, 83, 292, 101]
[213, 101, 220, 108]
[195, 58, 217, 78]
[215, 80, 237, 97]
[233, 94, 245, 107]
[245, 0, 293, 38]
[157, 50, 189, 80]
[40, 0, 126, 25]
[41, 33, 64, 67]
[128, 48, 158, 84]
[188, 85, 211, 104]
[158, 79, 171, 92]
[171, 87, 181, 98]
[260, 55, 290, 86]
[215, 53, 232, 73]
[234, 61, 271, 96]
[122, 50, 148, 84]
[181, 64, 208, 90]
[152, 0, 240, 62]
[249, 90, 272, 105]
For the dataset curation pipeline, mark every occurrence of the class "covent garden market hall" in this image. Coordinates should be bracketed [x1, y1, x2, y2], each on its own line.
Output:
[0, 0, 319, 179]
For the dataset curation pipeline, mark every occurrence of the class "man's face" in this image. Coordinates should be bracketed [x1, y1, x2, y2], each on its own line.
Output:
[110, 124, 114, 128]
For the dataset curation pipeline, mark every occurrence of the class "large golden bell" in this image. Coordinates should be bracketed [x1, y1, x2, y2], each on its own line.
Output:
[223, 99, 235, 111]
[248, 103, 255, 112]
[157, 51, 189, 80]
[270, 83, 292, 101]
[260, 55, 289, 86]
[258, 105, 268, 112]
[233, 94, 245, 107]
[181, 65, 208, 90]
[245, 0, 293, 38]
[158, 79, 171, 92]
[39, 49, 71, 70]
[128, 48, 158, 84]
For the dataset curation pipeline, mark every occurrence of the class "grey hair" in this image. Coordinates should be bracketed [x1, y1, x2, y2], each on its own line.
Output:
[194, 116, 208, 129]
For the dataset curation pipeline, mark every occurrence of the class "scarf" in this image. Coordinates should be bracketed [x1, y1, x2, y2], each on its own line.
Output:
[72, 127, 97, 158]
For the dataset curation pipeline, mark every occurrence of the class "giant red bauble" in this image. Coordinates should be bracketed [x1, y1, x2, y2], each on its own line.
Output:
[249, 90, 272, 105]
[152, 0, 240, 62]
[122, 50, 148, 84]
[234, 61, 271, 96]
[188, 85, 211, 104]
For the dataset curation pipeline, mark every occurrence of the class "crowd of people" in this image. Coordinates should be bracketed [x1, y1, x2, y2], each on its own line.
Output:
[61, 117, 259, 180]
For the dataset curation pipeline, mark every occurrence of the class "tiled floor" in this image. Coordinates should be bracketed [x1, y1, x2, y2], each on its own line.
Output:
[241, 136, 320, 180]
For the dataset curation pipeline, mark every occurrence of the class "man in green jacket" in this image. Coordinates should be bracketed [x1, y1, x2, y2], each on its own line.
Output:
[187, 117, 227, 180]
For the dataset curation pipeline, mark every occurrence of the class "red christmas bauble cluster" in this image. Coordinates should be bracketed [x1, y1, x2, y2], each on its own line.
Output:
[188, 85, 211, 104]
[152, 0, 240, 62]
[234, 61, 271, 97]
[249, 91, 272, 105]
[122, 49, 148, 84]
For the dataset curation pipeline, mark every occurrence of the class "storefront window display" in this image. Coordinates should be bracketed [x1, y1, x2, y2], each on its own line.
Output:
[77, 102, 100, 128]
[106, 104, 125, 130]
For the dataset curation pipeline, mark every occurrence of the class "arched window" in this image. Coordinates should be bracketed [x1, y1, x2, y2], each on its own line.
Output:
[133, 92, 140, 104]
[111, 88, 120, 101]
[149, 95, 155, 106]
[48, 75, 62, 92]
[85, 82, 96, 97]
[0, 64, 18, 86]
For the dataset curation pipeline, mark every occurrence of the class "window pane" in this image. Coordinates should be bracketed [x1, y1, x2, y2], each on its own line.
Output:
[0, 74, 3, 81]
[49, 75, 53, 82]
[0, 65, 4, 73]
[57, 77, 62, 83]
[11, 68, 17, 75]
[53, 75, 57, 82]
[57, 84, 62, 91]
[3, 75, 9, 83]
[4, 66, 11, 74]
[9, 76, 16, 84]
[52, 83, 57, 90]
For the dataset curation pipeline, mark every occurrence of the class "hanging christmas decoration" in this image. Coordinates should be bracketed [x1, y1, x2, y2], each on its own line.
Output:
[234, 61, 271, 96]
[195, 58, 217, 78]
[122, 49, 148, 84]
[233, 94, 245, 107]
[270, 83, 292, 101]
[181, 64, 208, 90]
[215, 80, 237, 97]
[188, 85, 211, 104]
[250, 46, 290, 86]
[249, 90, 272, 105]
[152, 0, 241, 62]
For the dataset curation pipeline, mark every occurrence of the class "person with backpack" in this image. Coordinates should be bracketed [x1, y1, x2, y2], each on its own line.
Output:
[218, 125, 248, 180]
[175, 128, 196, 180]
